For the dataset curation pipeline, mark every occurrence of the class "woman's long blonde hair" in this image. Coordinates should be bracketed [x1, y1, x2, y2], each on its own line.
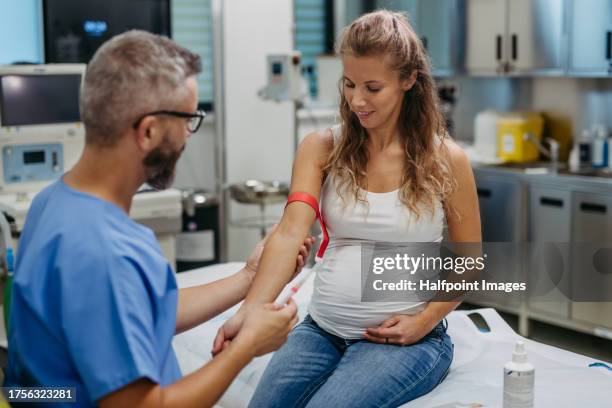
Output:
[324, 10, 457, 219]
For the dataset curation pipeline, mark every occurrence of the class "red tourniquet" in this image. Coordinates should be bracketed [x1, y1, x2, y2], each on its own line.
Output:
[285, 192, 329, 260]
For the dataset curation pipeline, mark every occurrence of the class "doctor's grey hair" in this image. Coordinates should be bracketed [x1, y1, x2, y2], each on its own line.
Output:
[80, 30, 201, 147]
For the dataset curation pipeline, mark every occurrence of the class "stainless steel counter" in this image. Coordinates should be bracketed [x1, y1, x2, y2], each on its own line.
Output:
[472, 162, 612, 194]
[469, 161, 612, 339]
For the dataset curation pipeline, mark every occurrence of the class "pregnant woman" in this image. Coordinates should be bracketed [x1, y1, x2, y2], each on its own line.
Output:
[215, 10, 481, 408]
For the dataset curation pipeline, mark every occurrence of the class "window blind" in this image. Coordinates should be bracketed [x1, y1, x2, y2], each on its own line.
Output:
[172, 0, 214, 108]
[295, 0, 329, 97]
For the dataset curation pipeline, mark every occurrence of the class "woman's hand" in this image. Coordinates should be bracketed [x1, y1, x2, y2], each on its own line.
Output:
[243, 224, 315, 282]
[363, 313, 437, 346]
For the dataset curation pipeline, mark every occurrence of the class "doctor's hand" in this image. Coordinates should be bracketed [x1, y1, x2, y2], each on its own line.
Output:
[244, 224, 315, 282]
[363, 313, 437, 346]
[222, 299, 298, 357]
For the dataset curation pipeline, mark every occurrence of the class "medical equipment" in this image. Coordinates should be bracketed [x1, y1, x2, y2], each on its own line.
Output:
[285, 192, 329, 261]
[43, 0, 171, 63]
[0, 64, 86, 194]
[0, 212, 14, 347]
[257, 52, 304, 103]
[274, 267, 314, 306]
[177, 189, 220, 272]
[256, 51, 312, 155]
[228, 180, 289, 239]
[0, 212, 12, 280]
[173, 263, 612, 408]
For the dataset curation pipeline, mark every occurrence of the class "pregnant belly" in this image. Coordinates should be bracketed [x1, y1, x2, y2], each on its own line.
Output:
[308, 244, 426, 339]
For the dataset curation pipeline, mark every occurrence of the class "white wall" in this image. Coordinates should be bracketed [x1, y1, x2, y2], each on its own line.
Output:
[223, 0, 296, 261]
[0, 0, 43, 64]
[173, 120, 217, 191]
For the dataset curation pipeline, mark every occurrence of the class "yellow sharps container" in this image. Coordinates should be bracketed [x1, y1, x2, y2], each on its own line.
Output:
[496, 112, 544, 162]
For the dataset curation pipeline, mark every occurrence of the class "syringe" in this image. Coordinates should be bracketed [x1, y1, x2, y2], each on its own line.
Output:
[274, 267, 315, 306]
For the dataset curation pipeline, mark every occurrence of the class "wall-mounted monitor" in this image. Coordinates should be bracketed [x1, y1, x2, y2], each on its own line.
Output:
[43, 0, 171, 63]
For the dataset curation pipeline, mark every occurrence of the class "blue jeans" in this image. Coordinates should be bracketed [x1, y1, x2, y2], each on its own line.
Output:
[248, 315, 453, 408]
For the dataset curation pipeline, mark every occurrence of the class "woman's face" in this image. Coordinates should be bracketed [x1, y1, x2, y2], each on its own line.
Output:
[342, 54, 415, 132]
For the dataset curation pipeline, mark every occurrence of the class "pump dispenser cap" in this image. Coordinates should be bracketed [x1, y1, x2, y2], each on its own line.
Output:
[512, 340, 528, 363]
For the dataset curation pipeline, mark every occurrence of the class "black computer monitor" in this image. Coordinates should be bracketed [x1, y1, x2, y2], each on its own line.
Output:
[0, 74, 81, 127]
[43, 0, 171, 63]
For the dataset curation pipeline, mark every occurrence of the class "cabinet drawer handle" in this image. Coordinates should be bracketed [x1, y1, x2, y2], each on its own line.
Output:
[607, 31, 611, 60]
[511, 34, 518, 60]
[580, 202, 607, 214]
[477, 188, 492, 198]
[496, 35, 502, 61]
[540, 197, 563, 208]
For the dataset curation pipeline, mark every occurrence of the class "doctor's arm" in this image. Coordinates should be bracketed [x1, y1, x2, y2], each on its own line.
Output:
[365, 141, 482, 345]
[212, 130, 333, 353]
[99, 299, 298, 408]
[175, 228, 313, 334]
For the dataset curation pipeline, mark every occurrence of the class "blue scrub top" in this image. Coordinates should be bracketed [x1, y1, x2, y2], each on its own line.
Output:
[5, 179, 182, 406]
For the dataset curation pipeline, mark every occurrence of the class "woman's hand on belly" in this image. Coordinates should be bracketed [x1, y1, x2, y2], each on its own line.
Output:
[363, 312, 437, 346]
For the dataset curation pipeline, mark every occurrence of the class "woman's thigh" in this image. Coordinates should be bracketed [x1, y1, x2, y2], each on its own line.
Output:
[304, 323, 453, 408]
[248, 315, 343, 408]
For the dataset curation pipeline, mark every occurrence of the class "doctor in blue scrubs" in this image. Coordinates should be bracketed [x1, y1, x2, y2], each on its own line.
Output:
[5, 30, 310, 407]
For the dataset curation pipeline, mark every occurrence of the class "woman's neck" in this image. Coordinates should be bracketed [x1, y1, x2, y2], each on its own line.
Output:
[367, 124, 401, 152]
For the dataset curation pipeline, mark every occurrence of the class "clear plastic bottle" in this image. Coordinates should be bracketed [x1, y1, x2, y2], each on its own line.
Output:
[503, 340, 535, 408]
[569, 139, 580, 172]
[591, 125, 609, 169]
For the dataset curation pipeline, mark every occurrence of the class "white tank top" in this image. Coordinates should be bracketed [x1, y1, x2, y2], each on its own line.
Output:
[308, 125, 445, 338]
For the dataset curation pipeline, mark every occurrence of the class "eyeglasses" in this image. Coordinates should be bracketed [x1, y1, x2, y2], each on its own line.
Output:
[132, 109, 206, 133]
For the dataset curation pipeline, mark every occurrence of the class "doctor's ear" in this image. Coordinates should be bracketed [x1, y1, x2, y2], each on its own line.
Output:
[133, 116, 160, 150]
[401, 71, 418, 92]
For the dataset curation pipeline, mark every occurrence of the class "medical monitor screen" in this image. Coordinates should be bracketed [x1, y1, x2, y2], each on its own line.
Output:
[0, 74, 81, 126]
[43, 0, 171, 63]
[24, 151, 46, 164]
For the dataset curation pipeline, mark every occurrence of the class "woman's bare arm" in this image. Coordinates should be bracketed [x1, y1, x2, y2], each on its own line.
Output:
[241, 130, 333, 306]
[419, 139, 482, 325]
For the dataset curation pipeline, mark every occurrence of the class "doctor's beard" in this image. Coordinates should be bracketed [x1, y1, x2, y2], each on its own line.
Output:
[143, 134, 186, 190]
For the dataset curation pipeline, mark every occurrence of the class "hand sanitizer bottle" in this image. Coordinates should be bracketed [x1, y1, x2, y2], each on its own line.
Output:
[503, 340, 535, 408]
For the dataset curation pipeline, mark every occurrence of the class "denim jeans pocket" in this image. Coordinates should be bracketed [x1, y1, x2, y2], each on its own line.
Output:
[421, 322, 448, 349]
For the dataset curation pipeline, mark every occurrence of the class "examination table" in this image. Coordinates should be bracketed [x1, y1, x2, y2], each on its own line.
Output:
[173, 263, 612, 408]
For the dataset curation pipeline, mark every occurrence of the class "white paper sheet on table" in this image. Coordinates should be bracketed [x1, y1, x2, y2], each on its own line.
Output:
[173, 263, 612, 408]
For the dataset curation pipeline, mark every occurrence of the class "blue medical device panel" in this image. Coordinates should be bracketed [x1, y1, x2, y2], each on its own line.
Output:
[2, 143, 63, 184]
